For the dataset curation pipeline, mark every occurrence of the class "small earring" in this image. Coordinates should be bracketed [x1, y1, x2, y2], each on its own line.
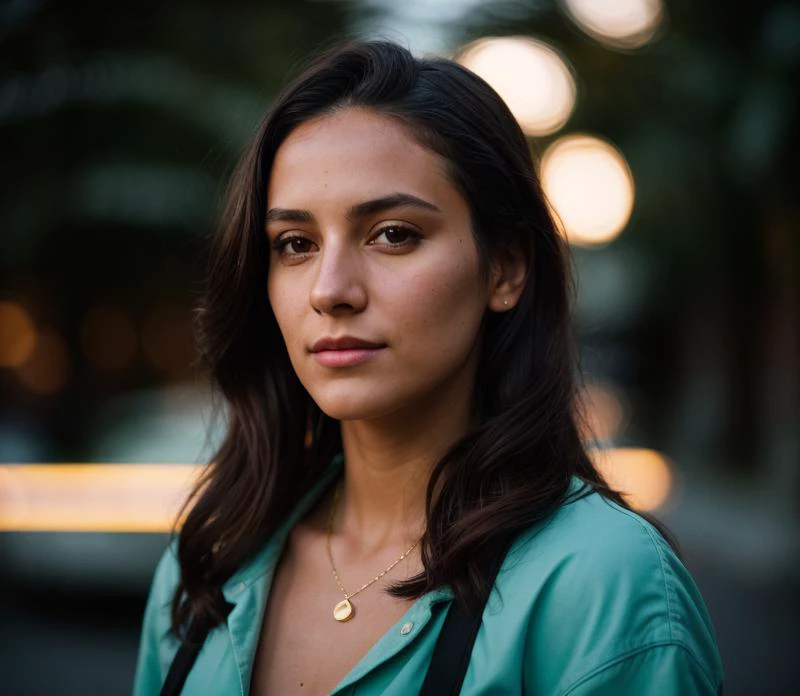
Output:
[503, 299, 509, 307]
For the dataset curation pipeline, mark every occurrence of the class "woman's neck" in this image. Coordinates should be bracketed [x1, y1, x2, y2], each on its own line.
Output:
[335, 396, 472, 550]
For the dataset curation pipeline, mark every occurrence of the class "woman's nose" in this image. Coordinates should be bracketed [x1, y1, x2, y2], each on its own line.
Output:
[309, 244, 368, 316]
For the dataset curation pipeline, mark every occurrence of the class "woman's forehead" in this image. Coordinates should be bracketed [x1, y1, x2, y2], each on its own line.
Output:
[267, 108, 457, 211]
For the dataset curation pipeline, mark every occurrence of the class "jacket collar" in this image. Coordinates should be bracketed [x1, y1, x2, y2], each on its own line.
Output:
[221, 453, 344, 600]
[217, 454, 455, 695]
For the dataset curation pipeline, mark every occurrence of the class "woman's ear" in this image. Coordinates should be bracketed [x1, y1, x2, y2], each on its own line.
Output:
[487, 242, 530, 312]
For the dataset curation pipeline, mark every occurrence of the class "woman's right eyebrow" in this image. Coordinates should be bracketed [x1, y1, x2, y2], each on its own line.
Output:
[265, 208, 315, 224]
[265, 193, 441, 226]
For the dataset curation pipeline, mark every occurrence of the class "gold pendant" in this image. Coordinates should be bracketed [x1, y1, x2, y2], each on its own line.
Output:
[333, 598, 354, 622]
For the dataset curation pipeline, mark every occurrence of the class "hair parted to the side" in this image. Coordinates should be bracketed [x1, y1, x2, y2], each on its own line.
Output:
[173, 38, 671, 636]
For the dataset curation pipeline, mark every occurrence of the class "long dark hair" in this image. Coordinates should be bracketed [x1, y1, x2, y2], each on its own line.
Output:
[173, 39, 657, 635]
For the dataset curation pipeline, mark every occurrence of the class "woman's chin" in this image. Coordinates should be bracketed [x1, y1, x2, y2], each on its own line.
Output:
[315, 401, 390, 423]
[310, 389, 410, 423]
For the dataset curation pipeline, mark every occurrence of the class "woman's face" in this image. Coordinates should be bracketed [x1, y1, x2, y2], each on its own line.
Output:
[266, 107, 496, 423]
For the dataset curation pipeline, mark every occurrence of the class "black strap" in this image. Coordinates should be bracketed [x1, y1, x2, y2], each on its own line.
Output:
[159, 622, 207, 696]
[159, 601, 234, 696]
[160, 539, 513, 696]
[418, 536, 514, 696]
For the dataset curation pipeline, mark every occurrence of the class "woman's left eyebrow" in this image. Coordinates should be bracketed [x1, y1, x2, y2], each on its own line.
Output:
[346, 193, 442, 221]
[265, 192, 442, 226]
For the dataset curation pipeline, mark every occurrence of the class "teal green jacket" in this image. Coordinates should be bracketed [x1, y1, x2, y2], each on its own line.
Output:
[134, 463, 723, 695]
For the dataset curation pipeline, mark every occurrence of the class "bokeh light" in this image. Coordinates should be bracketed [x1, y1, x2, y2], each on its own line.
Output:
[562, 0, 665, 49]
[0, 463, 199, 532]
[141, 304, 195, 377]
[579, 379, 627, 442]
[15, 330, 71, 394]
[540, 133, 635, 246]
[80, 303, 138, 371]
[0, 301, 37, 368]
[457, 36, 576, 136]
[592, 447, 673, 511]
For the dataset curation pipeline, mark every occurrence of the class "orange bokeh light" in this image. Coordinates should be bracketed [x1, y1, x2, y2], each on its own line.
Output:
[0, 301, 37, 368]
[15, 330, 71, 394]
[591, 447, 673, 511]
[579, 380, 626, 442]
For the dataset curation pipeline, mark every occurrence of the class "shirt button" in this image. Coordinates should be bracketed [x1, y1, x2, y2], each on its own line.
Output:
[400, 622, 413, 635]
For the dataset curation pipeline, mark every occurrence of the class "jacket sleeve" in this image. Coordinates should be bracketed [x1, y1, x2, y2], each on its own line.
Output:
[132, 544, 181, 696]
[562, 643, 722, 696]
[518, 498, 724, 696]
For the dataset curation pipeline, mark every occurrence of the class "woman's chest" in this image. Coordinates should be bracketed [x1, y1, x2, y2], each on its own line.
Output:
[248, 536, 418, 696]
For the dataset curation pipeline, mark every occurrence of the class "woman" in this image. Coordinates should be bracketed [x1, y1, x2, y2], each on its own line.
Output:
[134, 40, 723, 695]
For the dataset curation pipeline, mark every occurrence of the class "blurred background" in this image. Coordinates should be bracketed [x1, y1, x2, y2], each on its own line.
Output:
[0, 0, 797, 693]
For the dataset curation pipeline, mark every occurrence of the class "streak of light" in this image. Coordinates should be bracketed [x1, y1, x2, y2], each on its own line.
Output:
[0, 464, 200, 532]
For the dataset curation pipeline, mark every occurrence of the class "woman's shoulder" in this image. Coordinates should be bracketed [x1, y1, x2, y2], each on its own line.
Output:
[141, 540, 185, 644]
[133, 541, 182, 696]
[491, 480, 723, 693]
[146, 539, 182, 613]
[512, 478, 677, 574]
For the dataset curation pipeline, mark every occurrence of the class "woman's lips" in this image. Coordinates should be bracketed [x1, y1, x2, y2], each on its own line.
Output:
[310, 336, 387, 368]
[312, 347, 385, 367]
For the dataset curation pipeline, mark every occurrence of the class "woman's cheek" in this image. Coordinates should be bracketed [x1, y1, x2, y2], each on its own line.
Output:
[396, 271, 483, 360]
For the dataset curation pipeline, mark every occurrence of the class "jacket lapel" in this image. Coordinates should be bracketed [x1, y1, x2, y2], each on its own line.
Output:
[221, 458, 345, 693]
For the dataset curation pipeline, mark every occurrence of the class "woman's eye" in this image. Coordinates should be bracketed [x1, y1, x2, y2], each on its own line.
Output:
[273, 235, 316, 257]
[371, 225, 420, 247]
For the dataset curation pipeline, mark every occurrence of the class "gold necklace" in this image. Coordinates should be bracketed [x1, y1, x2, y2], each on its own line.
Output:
[326, 481, 420, 622]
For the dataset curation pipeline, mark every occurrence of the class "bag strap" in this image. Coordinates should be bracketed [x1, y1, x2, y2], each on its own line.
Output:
[159, 622, 206, 696]
[418, 536, 514, 696]
[159, 602, 234, 696]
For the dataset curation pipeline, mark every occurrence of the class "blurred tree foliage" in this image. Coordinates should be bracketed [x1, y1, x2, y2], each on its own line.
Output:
[0, 0, 351, 457]
[0, 0, 797, 486]
[452, 0, 798, 479]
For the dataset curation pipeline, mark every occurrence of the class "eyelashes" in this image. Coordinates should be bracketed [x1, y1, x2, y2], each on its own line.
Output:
[370, 224, 421, 247]
[271, 236, 315, 256]
[270, 224, 422, 261]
